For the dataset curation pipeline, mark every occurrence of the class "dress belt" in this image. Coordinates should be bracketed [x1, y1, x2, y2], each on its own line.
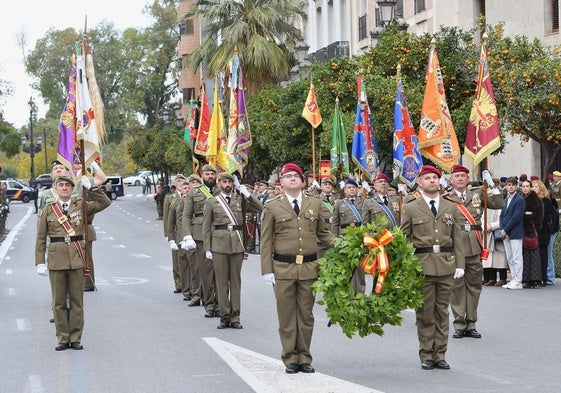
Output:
[214, 224, 243, 231]
[414, 246, 453, 254]
[340, 222, 362, 228]
[273, 253, 317, 263]
[50, 235, 83, 243]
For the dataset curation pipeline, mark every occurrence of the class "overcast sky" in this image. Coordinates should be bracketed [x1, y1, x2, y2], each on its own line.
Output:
[0, 0, 152, 128]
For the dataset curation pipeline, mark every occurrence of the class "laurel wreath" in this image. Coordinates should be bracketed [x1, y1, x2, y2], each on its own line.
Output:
[313, 217, 425, 338]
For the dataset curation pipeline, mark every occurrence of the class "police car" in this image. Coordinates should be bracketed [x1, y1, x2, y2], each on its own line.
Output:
[1, 179, 37, 203]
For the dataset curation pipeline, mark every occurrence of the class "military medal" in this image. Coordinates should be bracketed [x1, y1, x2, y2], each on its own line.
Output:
[308, 209, 315, 222]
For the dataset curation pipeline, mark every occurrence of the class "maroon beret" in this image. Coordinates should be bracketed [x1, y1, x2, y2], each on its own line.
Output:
[451, 164, 469, 174]
[281, 163, 305, 181]
[530, 175, 539, 180]
[374, 173, 390, 182]
[548, 174, 554, 181]
[418, 165, 442, 178]
[520, 173, 528, 181]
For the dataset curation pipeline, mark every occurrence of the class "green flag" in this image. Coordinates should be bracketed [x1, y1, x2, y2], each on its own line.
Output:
[330, 98, 350, 177]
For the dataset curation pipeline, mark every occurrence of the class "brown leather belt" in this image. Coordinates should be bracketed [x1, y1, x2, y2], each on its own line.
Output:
[274, 253, 317, 263]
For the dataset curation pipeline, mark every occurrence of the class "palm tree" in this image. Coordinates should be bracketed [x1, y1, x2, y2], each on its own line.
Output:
[183, 0, 305, 95]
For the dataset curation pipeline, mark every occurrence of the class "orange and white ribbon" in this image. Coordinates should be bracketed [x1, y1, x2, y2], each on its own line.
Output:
[361, 229, 395, 293]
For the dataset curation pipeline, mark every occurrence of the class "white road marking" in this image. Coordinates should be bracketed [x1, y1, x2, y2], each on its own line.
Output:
[0, 206, 33, 265]
[6, 268, 13, 274]
[130, 253, 151, 258]
[204, 337, 383, 393]
[8, 287, 15, 296]
[28, 375, 43, 393]
[17, 318, 30, 331]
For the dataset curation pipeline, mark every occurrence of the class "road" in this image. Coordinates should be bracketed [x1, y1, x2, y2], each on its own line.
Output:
[2, 186, 561, 393]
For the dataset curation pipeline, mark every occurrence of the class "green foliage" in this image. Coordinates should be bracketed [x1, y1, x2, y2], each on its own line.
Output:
[313, 219, 424, 338]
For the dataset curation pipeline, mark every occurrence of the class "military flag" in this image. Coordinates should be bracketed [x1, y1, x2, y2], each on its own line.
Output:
[302, 83, 322, 128]
[418, 42, 460, 172]
[226, 52, 252, 175]
[194, 81, 211, 157]
[330, 97, 350, 177]
[393, 75, 423, 187]
[351, 75, 378, 179]
[184, 97, 198, 149]
[464, 34, 501, 168]
[58, 51, 79, 176]
[206, 75, 230, 171]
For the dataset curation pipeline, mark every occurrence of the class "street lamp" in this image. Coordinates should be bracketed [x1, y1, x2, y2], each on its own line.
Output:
[376, 0, 397, 28]
[290, 41, 311, 82]
[173, 104, 184, 128]
[22, 97, 42, 181]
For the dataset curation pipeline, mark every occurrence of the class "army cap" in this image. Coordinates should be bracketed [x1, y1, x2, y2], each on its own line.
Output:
[187, 174, 202, 184]
[201, 164, 217, 173]
[175, 174, 188, 181]
[217, 172, 235, 182]
[55, 175, 75, 187]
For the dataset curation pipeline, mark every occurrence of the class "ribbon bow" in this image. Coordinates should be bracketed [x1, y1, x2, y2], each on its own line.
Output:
[361, 229, 395, 294]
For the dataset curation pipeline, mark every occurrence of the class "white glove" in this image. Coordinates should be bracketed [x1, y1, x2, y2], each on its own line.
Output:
[312, 179, 320, 190]
[453, 268, 465, 279]
[80, 175, 92, 190]
[169, 240, 178, 251]
[182, 235, 196, 250]
[361, 180, 371, 193]
[491, 188, 501, 195]
[36, 264, 48, 276]
[339, 180, 345, 189]
[205, 250, 213, 260]
[482, 170, 495, 188]
[439, 176, 448, 189]
[239, 185, 251, 198]
[233, 174, 241, 190]
[262, 273, 276, 284]
[89, 161, 101, 172]
[397, 183, 407, 194]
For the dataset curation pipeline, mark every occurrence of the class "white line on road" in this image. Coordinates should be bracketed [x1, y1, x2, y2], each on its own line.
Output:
[0, 206, 33, 265]
[204, 337, 383, 393]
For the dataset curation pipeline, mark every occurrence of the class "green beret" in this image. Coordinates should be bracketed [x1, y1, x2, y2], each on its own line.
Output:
[187, 174, 202, 183]
[217, 172, 235, 182]
[55, 175, 75, 187]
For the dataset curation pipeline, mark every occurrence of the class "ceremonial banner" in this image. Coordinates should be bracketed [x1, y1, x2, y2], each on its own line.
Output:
[351, 75, 378, 178]
[330, 98, 350, 177]
[464, 38, 500, 168]
[207, 76, 230, 171]
[226, 52, 252, 174]
[194, 81, 211, 156]
[58, 52, 79, 177]
[418, 45, 460, 172]
[184, 97, 198, 149]
[302, 83, 322, 128]
[393, 78, 423, 187]
[320, 160, 331, 179]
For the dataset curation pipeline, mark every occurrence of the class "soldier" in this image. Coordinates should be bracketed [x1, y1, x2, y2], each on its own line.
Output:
[180, 174, 203, 305]
[371, 173, 400, 223]
[317, 177, 337, 257]
[331, 178, 365, 293]
[446, 165, 504, 340]
[550, 170, 561, 207]
[260, 162, 334, 374]
[203, 173, 263, 329]
[498, 176, 509, 198]
[167, 177, 191, 301]
[35, 175, 111, 351]
[401, 165, 465, 370]
[181, 165, 219, 317]
[164, 175, 187, 294]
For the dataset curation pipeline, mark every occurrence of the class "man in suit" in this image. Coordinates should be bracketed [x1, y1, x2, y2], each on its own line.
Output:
[499, 176, 526, 289]
[203, 173, 262, 329]
[401, 165, 465, 371]
[35, 175, 111, 351]
[181, 165, 219, 316]
[260, 163, 334, 374]
[447, 164, 504, 339]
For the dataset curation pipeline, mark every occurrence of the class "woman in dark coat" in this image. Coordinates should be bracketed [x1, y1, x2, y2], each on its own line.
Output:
[532, 179, 556, 286]
[520, 180, 544, 288]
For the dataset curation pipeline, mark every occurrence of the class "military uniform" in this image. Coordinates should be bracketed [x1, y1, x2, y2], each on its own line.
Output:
[401, 176, 465, 366]
[446, 185, 504, 336]
[260, 192, 333, 367]
[317, 192, 337, 257]
[35, 186, 110, 346]
[163, 189, 182, 292]
[203, 192, 262, 327]
[362, 195, 399, 228]
[182, 184, 218, 313]
[167, 192, 190, 300]
[550, 179, 561, 207]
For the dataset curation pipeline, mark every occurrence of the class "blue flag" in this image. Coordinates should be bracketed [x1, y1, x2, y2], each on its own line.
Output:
[351, 75, 378, 179]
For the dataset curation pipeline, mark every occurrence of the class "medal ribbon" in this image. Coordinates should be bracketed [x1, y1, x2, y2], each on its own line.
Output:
[361, 229, 394, 293]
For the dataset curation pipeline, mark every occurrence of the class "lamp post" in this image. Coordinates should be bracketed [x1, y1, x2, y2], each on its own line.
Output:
[370, 0, 407, 47]
[22, 97, 42, 181]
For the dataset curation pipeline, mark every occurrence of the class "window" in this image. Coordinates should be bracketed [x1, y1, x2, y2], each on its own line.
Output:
[554, 0, 559, 32]
[415, 0, 425, 13]
[358, 14, 367, 40]
[179, 18, 194, 35]
[395, 0, 404, 18]
[182, 88, 196, 104]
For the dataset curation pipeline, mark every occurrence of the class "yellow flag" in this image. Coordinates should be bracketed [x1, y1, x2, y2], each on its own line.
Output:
[302, 83, 322, 128]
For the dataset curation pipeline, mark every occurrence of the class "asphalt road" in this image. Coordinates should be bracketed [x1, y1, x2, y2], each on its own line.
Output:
[2, 186, 561, 393]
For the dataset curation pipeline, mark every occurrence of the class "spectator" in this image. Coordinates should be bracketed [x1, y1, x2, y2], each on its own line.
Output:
[520, 180, 544, 288]
[484, 202, 508, 287]
[532, 179, 557, 286]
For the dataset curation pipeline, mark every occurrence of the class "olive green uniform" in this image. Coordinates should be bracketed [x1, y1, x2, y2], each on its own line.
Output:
[167, 193, 191, 299]
[163, 190, 181, 291]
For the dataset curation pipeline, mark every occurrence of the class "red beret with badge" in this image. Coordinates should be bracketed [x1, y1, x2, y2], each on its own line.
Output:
[418, 165, 442, 178]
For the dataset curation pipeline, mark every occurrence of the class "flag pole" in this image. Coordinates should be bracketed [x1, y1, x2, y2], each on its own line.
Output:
[312, 126, 316, 179]
[81, 18, 91, 282]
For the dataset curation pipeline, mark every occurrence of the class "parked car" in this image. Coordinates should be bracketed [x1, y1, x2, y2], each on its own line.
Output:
[102, 176, 124, 200]
[29, 173, 53, 189]
[1, 179, 37, 203]
[124, 171, 153, 186]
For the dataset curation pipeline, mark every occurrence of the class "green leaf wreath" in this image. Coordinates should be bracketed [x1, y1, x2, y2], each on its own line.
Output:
[313, 217, 424, 338]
